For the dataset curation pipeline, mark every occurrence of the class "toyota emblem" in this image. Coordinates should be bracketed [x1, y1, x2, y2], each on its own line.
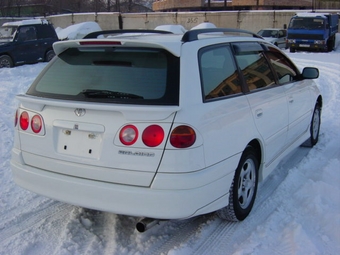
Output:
[74, 108, 86, 117]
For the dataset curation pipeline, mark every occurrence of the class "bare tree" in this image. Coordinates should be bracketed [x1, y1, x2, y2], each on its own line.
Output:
[0, 0, 153, 16]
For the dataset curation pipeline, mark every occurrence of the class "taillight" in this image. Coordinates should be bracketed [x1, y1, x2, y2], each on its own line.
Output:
[142, 125, 164, 147]
[119, 125, 138, 145]
[31, 115, 43, 133]
[20, 111, 29, 130]
[170, 125, 196, 148]
[14, 110, 18, 127]
[18, 110, 44, 135]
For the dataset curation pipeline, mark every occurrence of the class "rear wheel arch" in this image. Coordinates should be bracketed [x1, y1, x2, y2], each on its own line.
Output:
[248, 139, 262, 176]
[217, 144, 260, 221]
[316, 96, 322, 109]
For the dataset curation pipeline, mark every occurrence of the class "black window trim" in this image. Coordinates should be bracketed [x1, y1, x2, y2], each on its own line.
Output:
[198, 43, 246, 103]
[231, 41, 298, 95]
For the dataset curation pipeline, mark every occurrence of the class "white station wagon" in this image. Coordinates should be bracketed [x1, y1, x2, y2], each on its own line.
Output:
[11, 27, 322, 229]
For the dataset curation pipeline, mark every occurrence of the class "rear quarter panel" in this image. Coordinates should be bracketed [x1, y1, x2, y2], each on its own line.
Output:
[173, 42, 260, 174]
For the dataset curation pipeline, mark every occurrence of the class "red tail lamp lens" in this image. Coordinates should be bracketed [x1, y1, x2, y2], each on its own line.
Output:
[20, 111, 29, 130]
[142, 125, 164, 147]
[170, 125, 196, 148]
[80, 41, 121, 45]
[31, 115, 43, 133]
[120, 125, 138, 145]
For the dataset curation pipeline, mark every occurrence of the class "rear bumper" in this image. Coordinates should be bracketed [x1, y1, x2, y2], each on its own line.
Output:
[287, 43, 327, 51]
[11, 148, 238, 219]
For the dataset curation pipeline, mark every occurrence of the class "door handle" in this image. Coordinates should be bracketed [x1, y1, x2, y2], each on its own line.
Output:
[255, 109, 263, 118]
[288, 96, 294, 103]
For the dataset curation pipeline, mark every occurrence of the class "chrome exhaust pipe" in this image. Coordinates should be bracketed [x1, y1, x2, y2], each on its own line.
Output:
[136, 218, 160, 233]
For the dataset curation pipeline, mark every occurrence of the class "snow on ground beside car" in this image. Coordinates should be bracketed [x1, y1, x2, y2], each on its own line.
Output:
[0, 35, 339, 255]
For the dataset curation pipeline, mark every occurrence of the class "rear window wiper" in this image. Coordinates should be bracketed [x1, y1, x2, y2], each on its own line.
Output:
[79, 89, 143, 99]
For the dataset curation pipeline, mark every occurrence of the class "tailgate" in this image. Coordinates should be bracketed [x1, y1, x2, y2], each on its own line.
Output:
[17, 95, 178, 187]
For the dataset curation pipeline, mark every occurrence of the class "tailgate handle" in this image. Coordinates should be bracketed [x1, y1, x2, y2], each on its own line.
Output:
[53, 120, 105, 133]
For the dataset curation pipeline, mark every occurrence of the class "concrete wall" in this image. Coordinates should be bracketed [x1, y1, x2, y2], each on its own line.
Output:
[45, 10, 340, 33]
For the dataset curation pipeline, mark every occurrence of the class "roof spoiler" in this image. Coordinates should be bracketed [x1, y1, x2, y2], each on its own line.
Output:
[84, 29, 172, 39]
[181, 28, 263, 42]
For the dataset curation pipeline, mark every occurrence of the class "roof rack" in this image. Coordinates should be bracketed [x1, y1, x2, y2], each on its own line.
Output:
[84, 29, 173, 39]
[181, 28, 263, 42]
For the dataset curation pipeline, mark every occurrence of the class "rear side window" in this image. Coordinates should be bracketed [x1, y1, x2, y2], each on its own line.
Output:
[27, 47, 180, 105]
[235, 50, 276, 91]
[37, 25, 58, 39]
[199, 45, 242, 100]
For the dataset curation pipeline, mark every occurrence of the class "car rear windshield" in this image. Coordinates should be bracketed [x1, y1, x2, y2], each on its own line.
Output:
[27, 47, 180, 105]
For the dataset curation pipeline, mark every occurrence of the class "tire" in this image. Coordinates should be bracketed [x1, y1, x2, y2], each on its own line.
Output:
[0, 55, 14, 68]
[303, 104, 321, 147]
[217, 146, 259, 221]
[45, 50, 55, 62]
[327, 36, 335, 52]
[289, 47, 296, 53]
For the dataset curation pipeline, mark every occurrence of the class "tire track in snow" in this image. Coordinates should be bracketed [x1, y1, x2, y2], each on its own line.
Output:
[0, 200, 73, 244]
[146, 215, 216, 255]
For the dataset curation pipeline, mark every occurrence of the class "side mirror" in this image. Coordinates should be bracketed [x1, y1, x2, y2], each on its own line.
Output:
[302, 67, 319, 79]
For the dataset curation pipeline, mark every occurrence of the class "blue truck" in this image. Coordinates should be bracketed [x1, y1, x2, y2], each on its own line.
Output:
[287, 12, 339, 52]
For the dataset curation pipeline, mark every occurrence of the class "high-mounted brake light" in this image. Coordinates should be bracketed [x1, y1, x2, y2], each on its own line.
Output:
[19, 111, 29, 130]
[142, 125, 164, 147]
[170, 125, 196, 148]
[31, 115, 43, 133]
[79, 41, 122, 46]
[119, 125, 138, 146]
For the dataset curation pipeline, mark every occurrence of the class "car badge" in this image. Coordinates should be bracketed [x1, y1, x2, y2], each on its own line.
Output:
[74, 108, 86, 117]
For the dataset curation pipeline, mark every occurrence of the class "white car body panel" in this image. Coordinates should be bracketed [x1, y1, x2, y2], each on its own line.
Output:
[10, 29, 322, 220]
[246, 86, 289, 166]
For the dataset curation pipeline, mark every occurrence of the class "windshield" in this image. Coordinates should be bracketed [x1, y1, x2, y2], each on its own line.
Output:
[258, 29, 278, 37]
[27, 47, 180, 105]
[289, 17, 325, 30]
[0, 26, 17, 41]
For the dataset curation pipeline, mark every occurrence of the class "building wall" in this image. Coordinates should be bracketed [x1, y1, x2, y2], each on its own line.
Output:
[153, 0, 204, 11]
[153, 0, 340, 11]
[47, 10, 340, 33]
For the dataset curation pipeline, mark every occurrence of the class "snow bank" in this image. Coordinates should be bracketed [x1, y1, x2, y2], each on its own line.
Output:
[56, 21, 102, 40]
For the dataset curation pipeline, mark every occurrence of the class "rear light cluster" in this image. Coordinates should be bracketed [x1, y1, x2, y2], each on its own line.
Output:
[119, 124, 196, 148]
[15, 110, 45, 135]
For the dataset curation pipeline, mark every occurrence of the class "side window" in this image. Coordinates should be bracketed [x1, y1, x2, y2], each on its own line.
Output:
[199, 45, 242, 100]
[264, 50, 299, 84]
[235, 51, 276, 91]
[17, 26, 37, 41]
[278, 30, 284, 37]
[38, 25, 57, 39]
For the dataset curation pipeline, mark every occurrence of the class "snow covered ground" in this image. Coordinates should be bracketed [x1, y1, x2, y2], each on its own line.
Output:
[0, 35, 339, 255]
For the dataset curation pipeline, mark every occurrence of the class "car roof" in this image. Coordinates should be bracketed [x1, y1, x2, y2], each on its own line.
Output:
[294, 13, 329, 18]
[2, 18, 49, 27]
[53, 28, 265, 57]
